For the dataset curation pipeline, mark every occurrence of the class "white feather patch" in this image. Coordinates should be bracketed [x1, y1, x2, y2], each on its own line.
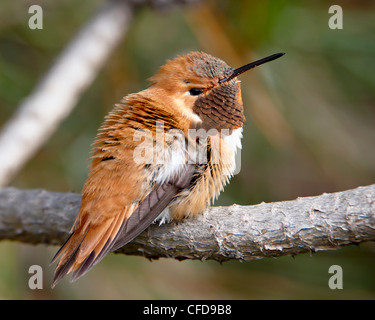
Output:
[155, 208, 171, 225]
[222, 127, 243, 175]
[154, 140, 187, 185]
[224, 127, 243, 153]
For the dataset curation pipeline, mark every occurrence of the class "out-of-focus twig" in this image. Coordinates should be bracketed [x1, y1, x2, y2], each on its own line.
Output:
[0, 0, 133, 187]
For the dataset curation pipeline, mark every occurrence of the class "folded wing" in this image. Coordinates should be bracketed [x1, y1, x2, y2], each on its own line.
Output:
[51, 163, 194, 288]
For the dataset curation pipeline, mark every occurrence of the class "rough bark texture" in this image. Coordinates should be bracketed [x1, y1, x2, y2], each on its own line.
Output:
[0, 185, 374, 261]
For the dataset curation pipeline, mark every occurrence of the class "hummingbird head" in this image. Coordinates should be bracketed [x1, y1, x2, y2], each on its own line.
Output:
[149, 51, 284, 133]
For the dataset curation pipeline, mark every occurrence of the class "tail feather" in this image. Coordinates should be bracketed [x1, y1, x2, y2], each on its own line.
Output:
[50, 232, 74, 266]
[66, 210, 127, 282]
[70, 251, 96, 283]
[51, 229, 89, 288]
[51, 164, 195, 287]
[51, 211, 125, 287]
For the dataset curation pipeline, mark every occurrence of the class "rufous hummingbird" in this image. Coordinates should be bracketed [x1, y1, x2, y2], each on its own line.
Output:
[51, 51, 284, 287]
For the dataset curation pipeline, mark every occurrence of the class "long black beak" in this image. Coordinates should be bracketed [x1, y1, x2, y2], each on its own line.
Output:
[219, 52, 285, 83]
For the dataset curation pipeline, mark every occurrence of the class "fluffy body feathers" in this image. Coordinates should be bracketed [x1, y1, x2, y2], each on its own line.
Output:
[51, 51, 246, 287]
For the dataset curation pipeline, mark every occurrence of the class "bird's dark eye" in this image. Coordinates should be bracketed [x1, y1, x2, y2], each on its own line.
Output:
[189, 88, 203, 96]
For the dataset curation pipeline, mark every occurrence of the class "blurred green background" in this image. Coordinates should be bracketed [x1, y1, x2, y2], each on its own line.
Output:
[1, 0, 375, 299]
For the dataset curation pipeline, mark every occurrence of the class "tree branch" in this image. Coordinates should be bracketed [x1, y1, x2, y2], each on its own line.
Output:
[1, 184, 374, 261]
